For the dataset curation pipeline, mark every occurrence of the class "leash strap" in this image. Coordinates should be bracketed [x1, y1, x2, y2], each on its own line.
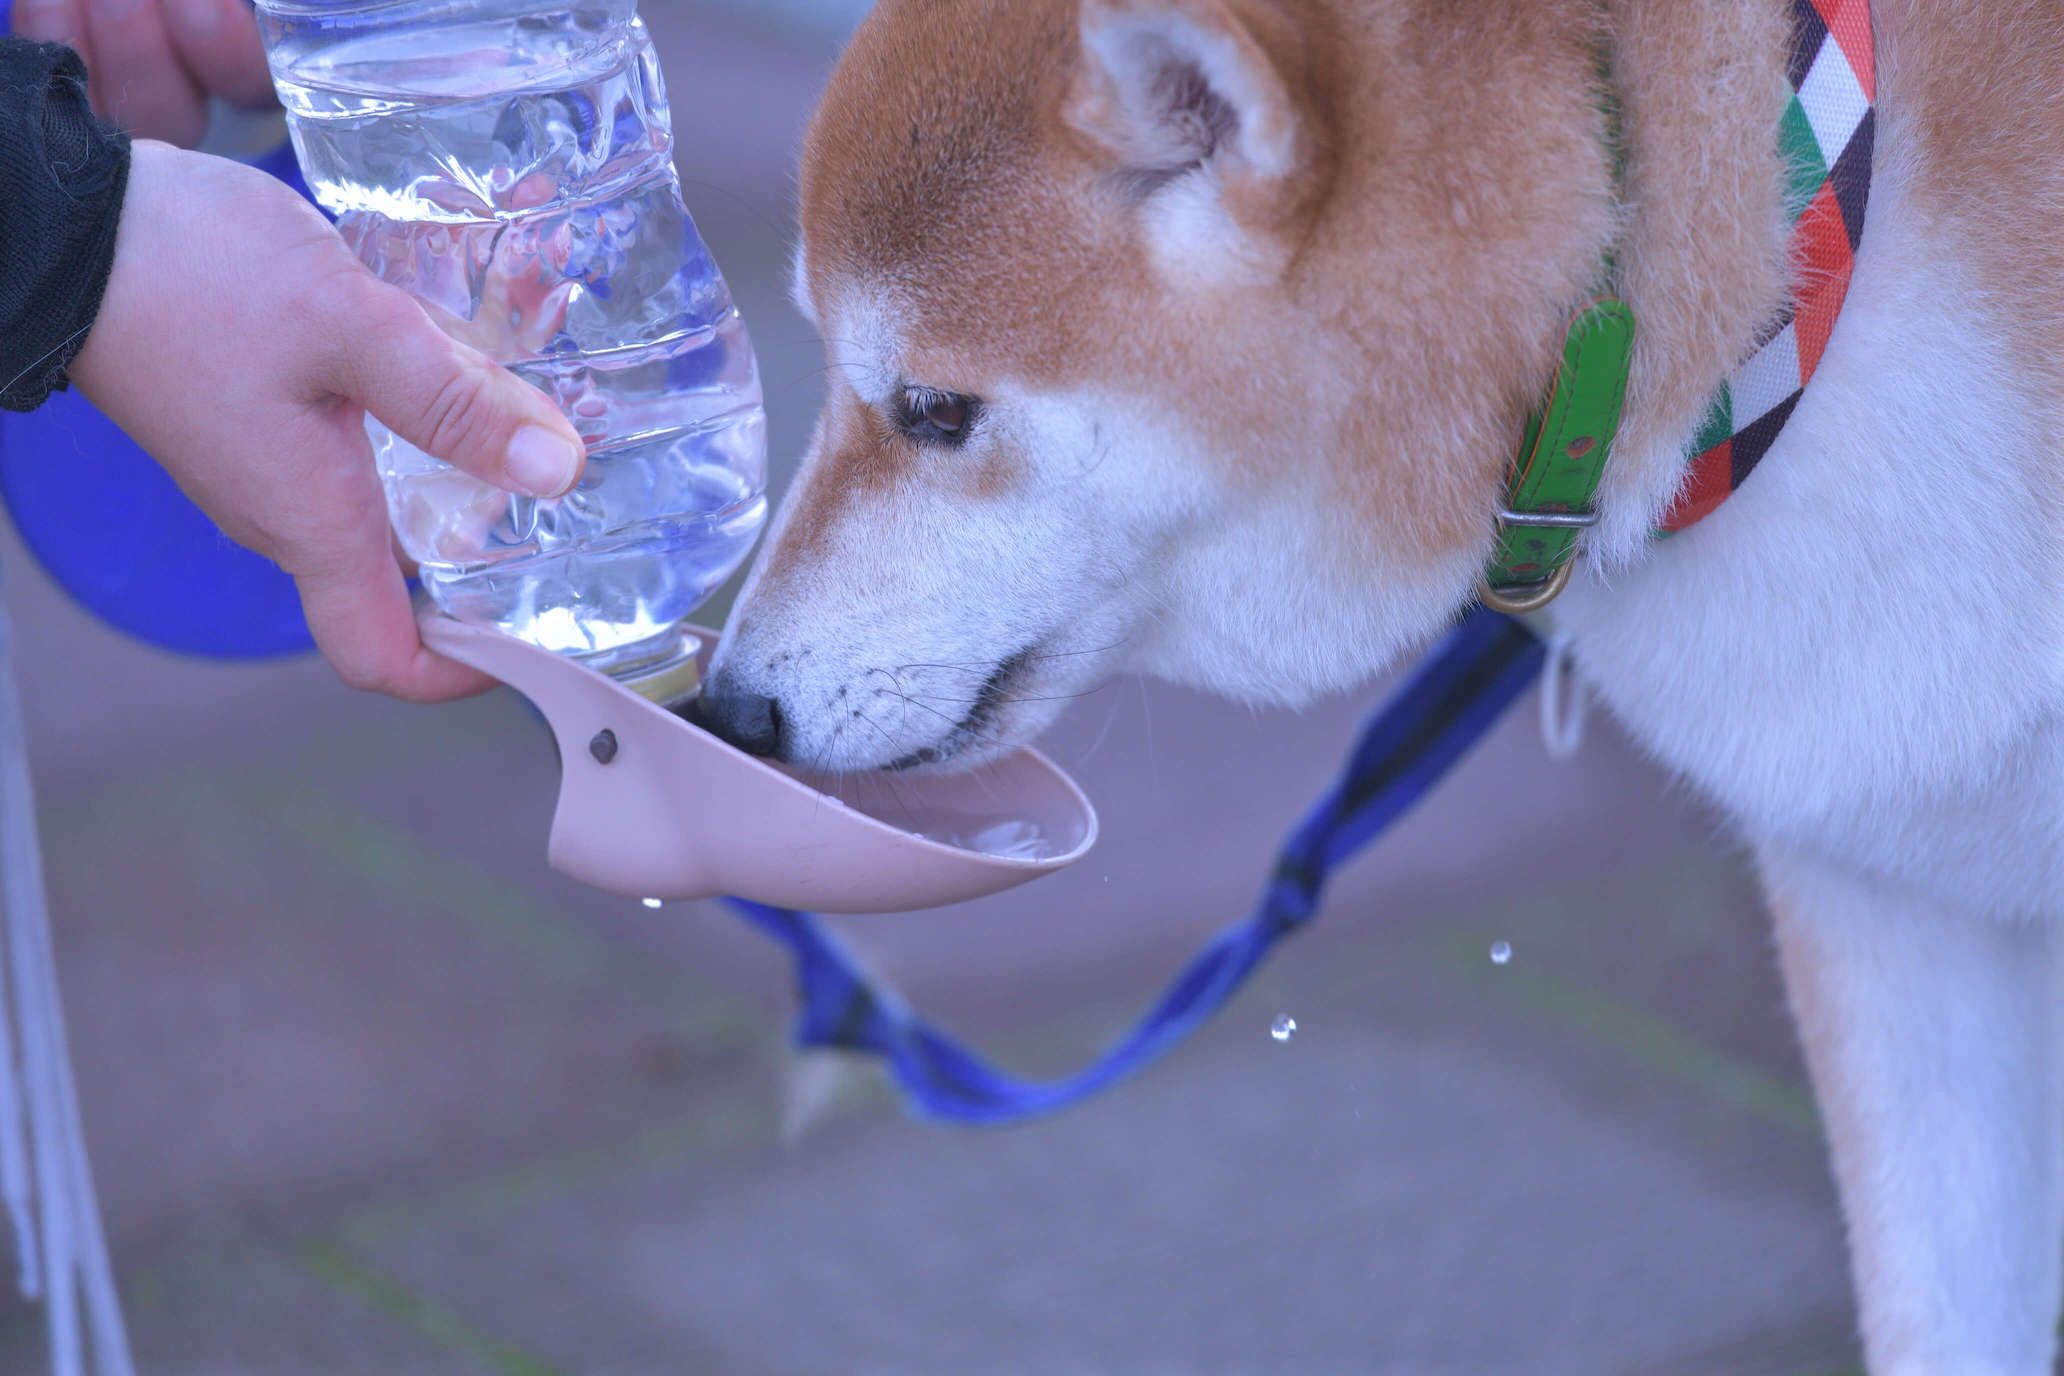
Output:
[727, 608, 1544, 1126]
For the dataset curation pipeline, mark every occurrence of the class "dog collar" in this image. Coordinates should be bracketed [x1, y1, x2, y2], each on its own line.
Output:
[1482, 0, 1877, 614]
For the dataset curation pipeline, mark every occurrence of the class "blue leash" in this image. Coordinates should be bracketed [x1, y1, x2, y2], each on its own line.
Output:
[726, 606, 1545, 1126]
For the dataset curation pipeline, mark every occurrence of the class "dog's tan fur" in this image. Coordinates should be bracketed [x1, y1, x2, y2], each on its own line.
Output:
[792, 0, 1610, 572]
[1595, 0, 1792, 553]
[716, 2, 2064, 1365]
[785, 0, 1801, 574]
[1882, 0, 2064, 399]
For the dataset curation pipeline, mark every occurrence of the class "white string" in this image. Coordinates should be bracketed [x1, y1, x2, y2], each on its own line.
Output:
[0, 843, 42, 1300]
[0, 598, 132, 1376]
[0, 609, 78, 1376]
[1539, 630, 1589, 762]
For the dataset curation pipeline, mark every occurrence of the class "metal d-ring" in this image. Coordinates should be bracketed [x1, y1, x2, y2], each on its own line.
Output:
[1479, 559, 1575, 616]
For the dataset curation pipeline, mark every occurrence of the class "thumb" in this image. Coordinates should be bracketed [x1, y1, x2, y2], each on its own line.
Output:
[334, 280, 588, 498]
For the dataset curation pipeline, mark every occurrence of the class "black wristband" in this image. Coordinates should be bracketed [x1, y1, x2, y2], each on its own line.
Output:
[0, 39, 132, 413]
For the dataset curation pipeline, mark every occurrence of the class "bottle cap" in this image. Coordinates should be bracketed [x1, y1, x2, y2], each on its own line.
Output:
[612, 629, 703, 709]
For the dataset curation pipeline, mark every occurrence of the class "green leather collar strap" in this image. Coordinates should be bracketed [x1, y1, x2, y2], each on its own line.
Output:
[1480, 299, 1635, 614]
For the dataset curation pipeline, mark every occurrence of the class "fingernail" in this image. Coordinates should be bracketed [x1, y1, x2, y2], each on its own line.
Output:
[506, 426, 582, 496]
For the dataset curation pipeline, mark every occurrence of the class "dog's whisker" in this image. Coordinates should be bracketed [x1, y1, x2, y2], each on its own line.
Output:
[896, 687, 1115, 707]
[849, 712, 920, 789]
[1075, 688, 1127, 768]
[885, 689, 990, 734]
[884, 645, 1130, 681]
[785, 360, 871, 390]
[807, 723, 840, 781]
[880, 690, 1015, 755]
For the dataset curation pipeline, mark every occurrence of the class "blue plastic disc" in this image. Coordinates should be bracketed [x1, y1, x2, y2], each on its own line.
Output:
[0, 31, 319, 660]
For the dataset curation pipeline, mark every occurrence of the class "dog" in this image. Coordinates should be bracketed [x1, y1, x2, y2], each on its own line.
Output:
[699, 1, 2064, 1369]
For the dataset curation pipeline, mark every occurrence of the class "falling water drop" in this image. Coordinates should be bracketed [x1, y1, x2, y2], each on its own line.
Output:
[642, 898, 664, 911]
[1270, 1015, 1298, 1043]
[1490, 940, 1513, 966]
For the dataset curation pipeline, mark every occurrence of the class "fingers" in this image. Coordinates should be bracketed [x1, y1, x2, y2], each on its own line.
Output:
[265, 417, 496, 703]
[266, 410, 495, 703]
[161, 0, 277, 108]
[18, 0, 268, 141]
[12, 0, 94, 69]
[84, 0, 211, 145]
[294, 536, 498, 704]
[337, 282, 589, 500]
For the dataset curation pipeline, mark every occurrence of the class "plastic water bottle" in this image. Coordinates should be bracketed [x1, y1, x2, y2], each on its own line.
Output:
[254, 0, 767, 675]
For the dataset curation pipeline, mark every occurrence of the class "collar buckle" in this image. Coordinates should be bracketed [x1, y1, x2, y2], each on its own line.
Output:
[1495, 506, 1599, 531]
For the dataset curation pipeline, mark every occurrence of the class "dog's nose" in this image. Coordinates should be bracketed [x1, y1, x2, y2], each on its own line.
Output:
[695, 680, 784, 758]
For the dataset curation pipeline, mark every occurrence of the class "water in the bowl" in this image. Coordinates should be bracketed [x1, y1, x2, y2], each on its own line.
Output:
[923, 818, 1055, 862]
[805, 775, 1066, 863]
[819, 796, 1057, 861]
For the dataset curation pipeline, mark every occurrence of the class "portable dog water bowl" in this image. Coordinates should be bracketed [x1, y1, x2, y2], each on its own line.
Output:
[421, 614, 1099, 914]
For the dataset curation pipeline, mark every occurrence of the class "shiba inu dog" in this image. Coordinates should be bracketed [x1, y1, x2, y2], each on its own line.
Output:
[701, 0, 2064, 1368]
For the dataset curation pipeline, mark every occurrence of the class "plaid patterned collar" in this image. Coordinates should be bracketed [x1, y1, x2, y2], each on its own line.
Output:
[1660, 0, 1877, 532]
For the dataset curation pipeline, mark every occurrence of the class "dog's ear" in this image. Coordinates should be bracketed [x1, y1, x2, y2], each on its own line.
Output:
[1066, 0, 1326, 280]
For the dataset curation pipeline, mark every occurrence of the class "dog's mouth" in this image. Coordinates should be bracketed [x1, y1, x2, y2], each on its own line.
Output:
[887, 647, 1035, 772]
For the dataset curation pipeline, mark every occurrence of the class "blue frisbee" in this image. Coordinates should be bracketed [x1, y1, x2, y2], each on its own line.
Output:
[0, 1, 316, 660]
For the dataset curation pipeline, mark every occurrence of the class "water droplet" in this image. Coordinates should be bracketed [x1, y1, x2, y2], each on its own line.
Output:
[1270, 1015, 1298, 1043]
[642, 898, 663, 911]
[1490, 940, 1513, 966]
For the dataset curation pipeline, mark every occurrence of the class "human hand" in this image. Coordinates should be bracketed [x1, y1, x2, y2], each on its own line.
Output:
[67, 141, 589, 702]
[12, 0, 275, 147]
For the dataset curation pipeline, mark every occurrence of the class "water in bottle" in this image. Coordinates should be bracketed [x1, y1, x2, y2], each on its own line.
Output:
[256, 0, 767, 673]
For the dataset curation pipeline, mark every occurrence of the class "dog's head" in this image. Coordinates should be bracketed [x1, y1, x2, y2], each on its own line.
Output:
[705, 0, 1610, 770]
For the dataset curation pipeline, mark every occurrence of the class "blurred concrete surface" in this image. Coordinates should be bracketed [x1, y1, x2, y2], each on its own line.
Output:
[0, 5, 1858, 1373]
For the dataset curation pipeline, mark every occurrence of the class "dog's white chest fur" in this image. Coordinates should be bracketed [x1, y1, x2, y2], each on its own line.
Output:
[1554, 149, 2064, 917]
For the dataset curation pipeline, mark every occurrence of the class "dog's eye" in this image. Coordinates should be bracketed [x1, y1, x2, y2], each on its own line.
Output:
[896, 388, 978, 446]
